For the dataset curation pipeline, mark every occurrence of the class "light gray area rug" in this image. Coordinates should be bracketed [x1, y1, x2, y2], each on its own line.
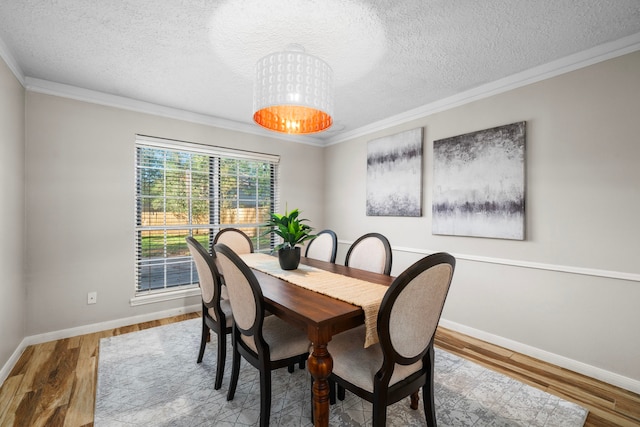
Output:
[95, 319, 588, 426]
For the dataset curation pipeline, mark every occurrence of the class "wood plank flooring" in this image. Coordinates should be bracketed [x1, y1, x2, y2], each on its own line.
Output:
[1, 313, 638, 426]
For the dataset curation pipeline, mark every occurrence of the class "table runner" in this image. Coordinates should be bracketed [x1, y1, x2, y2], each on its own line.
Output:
[239, 253, 388, 347]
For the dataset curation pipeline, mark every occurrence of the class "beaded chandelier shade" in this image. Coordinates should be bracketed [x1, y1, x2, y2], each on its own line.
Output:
[253, 45, 334, 134]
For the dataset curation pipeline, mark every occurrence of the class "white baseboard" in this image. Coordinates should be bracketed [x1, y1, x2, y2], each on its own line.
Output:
[4, 306, 638, 397]
[0, 341, 27, 389]
[0, 304, 200, 386]
[439, 318, 640, 395]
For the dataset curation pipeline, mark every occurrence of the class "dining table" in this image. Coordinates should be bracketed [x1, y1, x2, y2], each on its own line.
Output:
[242, 255, 394, 427]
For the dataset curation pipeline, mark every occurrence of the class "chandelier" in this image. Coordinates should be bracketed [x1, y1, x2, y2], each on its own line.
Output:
[253, 44, 334, 134]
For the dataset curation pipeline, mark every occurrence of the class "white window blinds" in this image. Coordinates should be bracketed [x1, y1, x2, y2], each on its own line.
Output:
[134, 135, 280, 294]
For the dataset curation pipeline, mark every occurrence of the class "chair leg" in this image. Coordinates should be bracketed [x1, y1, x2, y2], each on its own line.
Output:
[197, 320, 207, 363]
[259, 369, 272, 427]
[214, 332, 226, 390]
[288, 363, 295, 373]
[410, 390, 419, 410]
[328, 378, 336, 405]
[337, 384, 345, 401]
[423, 345, 437, 427]
[310, 377, 315, 424]
[226, 344, 241, 401]
[299, 355, 305, 370]
[423, 383, 436, 427]
[372, 401, 387, 427]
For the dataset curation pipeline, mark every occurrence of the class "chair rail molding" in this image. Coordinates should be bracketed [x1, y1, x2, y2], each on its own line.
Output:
[337, 240, 640, 283]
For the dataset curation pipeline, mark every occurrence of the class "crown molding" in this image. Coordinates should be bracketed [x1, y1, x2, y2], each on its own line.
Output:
[14, 31, 640, 148]
[24, 77, 326, 147]
[0, 36, 25, 86]
[326, 32, 640, 146]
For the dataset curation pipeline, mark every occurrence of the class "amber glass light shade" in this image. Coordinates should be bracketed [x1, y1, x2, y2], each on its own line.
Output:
[253, 46, 334, 134]
[253, 105, 333, 134]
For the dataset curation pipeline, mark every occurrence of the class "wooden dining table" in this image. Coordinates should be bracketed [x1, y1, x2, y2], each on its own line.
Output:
[249, 256, 394, 427]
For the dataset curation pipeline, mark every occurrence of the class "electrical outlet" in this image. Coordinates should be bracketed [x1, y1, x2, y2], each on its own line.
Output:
[88, 291, 97, 305]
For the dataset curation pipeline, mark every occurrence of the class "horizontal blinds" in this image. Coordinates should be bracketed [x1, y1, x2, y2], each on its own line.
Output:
[135, 136, 279, 294]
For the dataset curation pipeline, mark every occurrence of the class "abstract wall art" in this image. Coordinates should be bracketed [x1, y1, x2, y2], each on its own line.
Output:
[432, 122, 526, 239]
[367, 128, 423, 217]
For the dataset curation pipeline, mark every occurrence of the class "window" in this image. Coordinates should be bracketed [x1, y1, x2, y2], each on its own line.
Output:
[134, 135, 279, 296]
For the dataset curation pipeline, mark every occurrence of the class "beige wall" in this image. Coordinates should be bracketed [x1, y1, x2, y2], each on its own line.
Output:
[0, 57, 26, 369]
[325, 52, 640, 385]
[24, 92, 325, 335]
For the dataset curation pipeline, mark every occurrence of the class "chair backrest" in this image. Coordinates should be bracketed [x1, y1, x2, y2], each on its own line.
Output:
[185, 236, 222, 310]
[304, 229, 338, 263]
[214, 228, 254, 255]
[344, 232, 392, 275]
[378, 252, 455, 366]
[213, 243, 265, 349]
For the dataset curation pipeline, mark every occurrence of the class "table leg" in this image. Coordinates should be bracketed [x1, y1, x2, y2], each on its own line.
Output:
[307, 342, 333, 427]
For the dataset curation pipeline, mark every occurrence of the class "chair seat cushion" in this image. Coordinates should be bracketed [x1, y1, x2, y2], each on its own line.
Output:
[207, 299, 233, 328]
[328, 326, 422, 392]
[241, 315, 309, 361]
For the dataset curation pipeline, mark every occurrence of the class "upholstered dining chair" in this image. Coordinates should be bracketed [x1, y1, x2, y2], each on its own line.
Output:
[213, 227, 254, 254]
[304, 229, 338, 263]
[326, 252, 456, 427]
[185, 236, 233, 390]
[214, 243, 310, 427]
[344, 232, 392, 275]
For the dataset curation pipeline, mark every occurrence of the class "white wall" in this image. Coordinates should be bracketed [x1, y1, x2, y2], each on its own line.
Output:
[24, 92, 325, 335]
[325, 52, 640, 388]
[0, 57, 26, 370]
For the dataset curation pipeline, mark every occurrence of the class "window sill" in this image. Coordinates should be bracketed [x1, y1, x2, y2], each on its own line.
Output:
[130, 286, 201, 307]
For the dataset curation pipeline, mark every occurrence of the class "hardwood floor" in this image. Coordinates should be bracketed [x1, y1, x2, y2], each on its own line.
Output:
[1, 313, 638, 426]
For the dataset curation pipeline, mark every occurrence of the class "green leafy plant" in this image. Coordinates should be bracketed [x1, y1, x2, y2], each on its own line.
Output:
[262, 208, 316, 251]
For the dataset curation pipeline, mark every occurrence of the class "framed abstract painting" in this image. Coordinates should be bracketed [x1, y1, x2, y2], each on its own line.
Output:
[432, 122, 526, 240]
[367, 128, 423, 217]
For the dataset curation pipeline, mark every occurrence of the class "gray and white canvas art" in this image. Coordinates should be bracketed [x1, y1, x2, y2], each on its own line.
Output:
[432, 122, 525, 240]
[367, 128, 423, 216]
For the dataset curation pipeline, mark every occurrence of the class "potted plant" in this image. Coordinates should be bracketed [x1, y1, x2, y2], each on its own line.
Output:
[262, 207, 316, 270]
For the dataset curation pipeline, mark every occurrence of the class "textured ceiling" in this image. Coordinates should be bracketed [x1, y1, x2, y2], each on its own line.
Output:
[1, 0, 639, 145]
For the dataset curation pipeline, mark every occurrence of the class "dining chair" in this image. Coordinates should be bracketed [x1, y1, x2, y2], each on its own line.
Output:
[326, 252, 456, 427]
[304, 229, 338, 263]
[185, 236, 233, 390]
[213, 227, 254, 254]
[344, 232, 392, 275]
[214, 243, 311, 427]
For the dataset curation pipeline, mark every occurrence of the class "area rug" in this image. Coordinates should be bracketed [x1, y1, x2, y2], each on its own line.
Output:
[95, 319, 588, 426]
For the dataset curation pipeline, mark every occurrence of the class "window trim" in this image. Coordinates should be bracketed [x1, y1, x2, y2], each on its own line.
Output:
[132, 134, 280, 304]
[136, 134, 280, 163]
[130, 286, 201, 307]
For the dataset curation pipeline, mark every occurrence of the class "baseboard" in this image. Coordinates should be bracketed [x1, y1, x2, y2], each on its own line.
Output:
[4, 306, 638, 396]
[439, 318, 640, 395]
[0, 340, 28, 389]
[0, 304, 200, 386]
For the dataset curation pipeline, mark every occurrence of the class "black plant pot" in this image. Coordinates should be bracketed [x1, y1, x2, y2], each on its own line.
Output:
[278, 247, 301, 270]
